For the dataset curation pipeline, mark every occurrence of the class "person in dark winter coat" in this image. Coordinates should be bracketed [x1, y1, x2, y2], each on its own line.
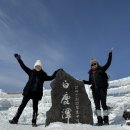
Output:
[9, 53, 60, 127]
[83, 48, 113, 126]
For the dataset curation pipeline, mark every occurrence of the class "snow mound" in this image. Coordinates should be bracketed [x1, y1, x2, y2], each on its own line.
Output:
[109, 76, 130, 87]
[108, 85, 130, 96]
[0, 89, 7, 96]
[0, 99, 11, 110]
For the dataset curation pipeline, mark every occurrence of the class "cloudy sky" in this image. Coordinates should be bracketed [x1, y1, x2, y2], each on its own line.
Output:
[0, 0, 130, 92]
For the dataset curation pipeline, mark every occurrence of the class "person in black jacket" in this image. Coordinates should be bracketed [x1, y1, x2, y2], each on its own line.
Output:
[9, 53, 60, 127]
[83, 48, 113, 126]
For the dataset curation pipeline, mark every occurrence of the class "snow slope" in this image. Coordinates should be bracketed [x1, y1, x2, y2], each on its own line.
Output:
[0, 76, 130, 130]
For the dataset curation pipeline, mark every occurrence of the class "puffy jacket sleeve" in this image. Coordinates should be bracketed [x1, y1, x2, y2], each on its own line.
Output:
[43, 70, 58, 81]
[17, 59, 31, 75]
[102, 52, 112, 71]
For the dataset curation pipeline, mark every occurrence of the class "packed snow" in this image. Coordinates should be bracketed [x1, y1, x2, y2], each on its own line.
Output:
[0, 77, 130, 130]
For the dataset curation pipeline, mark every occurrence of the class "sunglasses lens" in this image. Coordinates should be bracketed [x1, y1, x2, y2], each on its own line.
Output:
[91, 63, 97, 67]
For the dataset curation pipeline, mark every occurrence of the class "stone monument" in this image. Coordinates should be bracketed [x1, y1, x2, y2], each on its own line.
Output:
[45, 69, 93, 126]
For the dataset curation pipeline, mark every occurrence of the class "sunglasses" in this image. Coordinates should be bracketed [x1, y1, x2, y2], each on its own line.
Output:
[91, 63, 97, 67]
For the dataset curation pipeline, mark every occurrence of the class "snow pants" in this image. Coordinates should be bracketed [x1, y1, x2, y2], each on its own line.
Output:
[13, 95, 39, 123]
[92, 89, 108, 110]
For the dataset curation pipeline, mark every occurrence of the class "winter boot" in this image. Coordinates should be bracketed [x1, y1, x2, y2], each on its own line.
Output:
[32, 123, 37, 127]
[103, 116, 109, 125]
[96, 116, 103, 126]
[9, 118, 18, 124]
[103, 110, 109, 125]
[32, 112, 37, 127]
[95, 109, 103, 126]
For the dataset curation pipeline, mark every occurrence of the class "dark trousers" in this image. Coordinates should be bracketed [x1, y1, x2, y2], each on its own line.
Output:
[13, 95, 39, 123]
[92, 89, 108, 110]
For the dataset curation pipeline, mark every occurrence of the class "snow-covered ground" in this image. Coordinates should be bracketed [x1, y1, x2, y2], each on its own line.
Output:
[0, 77, 130, 130]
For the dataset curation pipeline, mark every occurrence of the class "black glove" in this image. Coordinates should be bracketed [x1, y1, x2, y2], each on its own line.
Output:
[55, 68, 63, 73]
[82, 80, 90, 84]
[14, 53, 21, 60]
[54, 68, 63, 75]
[82, 80, 86, 84]
[57, 68, 63, 71]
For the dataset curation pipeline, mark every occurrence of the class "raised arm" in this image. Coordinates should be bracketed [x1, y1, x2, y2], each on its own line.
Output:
[83, 73, 92, 85]
[102, 49, 113, 71]
[43, 69, 60, 81]
[14, 54, 31, 75]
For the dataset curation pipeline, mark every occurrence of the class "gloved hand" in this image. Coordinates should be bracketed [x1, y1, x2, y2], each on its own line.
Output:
[54, 68, 63, 75]
[109, 47, 114, 53]
[14, 53, 21, 60]
[57, 68, 63, 72]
